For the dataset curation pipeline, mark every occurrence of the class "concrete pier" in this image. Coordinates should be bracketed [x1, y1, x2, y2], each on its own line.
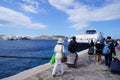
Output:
[2, 49, 120, 80]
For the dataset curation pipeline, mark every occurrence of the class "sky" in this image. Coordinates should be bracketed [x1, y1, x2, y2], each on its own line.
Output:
[0, 0, 120, 38]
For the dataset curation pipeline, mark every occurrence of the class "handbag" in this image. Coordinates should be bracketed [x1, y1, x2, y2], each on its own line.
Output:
[50, 52, 56, 65]
[61, 54, 67, 63]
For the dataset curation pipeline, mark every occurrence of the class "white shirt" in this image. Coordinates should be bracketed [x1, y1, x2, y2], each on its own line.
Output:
[54, 44, 65, 59]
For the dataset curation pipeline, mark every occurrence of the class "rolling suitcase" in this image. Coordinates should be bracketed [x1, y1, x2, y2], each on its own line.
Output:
[66, 53, 78, 68]
[110, 57, 120, 73]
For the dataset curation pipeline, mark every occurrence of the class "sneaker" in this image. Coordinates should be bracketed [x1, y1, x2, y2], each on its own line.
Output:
[98, 62, 101, 64]
[96, 63, 99, 65]
[52, 74, 56, 77]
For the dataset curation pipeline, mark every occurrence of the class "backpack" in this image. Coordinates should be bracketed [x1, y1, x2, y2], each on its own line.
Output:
[88, 46, 94, 55]
[102, 42, 111, 54]
[68, 41, 77, 52]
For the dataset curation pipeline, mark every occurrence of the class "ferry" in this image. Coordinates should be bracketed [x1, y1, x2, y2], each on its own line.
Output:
[68, 29, 104, 51]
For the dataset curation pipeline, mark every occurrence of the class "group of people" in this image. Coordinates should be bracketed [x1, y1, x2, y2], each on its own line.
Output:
[88, 36, 117, 68]
[52, 36, 77, 77]
[52, 36, 118, 77]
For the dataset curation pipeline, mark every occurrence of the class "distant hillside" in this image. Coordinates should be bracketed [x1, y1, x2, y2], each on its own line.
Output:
[33, 35, 68, 40]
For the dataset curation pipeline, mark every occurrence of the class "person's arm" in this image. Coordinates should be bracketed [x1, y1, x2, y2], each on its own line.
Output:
[68, 41, 72, 51]
[75, 42, 78, 51]
[110, 43, 116, 55]
[63, 45, 65, 53]
[54, 45, 57, 52]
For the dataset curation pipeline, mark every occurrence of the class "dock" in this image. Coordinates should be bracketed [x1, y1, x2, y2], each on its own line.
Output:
[2, 49, 120, 80]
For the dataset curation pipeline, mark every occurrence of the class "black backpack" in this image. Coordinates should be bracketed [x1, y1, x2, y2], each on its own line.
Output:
[68, 41, 77, 53]
[88, 46, 94, 55]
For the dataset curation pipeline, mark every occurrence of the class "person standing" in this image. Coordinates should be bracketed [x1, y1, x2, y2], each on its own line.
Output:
[52, 38, 65, 77]
[68, 36, 78, 60]
[103, 36, 116, 67]
[67, 36, 78, 67]
[88, 40, 94, 63]
[95, 40, 103, 64]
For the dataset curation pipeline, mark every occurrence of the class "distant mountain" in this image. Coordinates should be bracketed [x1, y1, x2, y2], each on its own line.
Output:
[0, 35, 69, 40]
[33, 35, 68, 40]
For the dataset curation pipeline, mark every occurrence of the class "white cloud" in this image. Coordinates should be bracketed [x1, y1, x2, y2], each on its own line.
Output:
[48, 0, 74, 11]
[49, 0, 120, 30]
[20, 0, 39, 13]
[3, 0, 46, 14]
[19, 0, 46, 14]
[20, 4, 38, 14]
[0, 6, 47, 29]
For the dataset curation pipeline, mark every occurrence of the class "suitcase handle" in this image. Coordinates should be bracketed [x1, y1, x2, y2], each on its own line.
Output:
[112, 57, 120, 62]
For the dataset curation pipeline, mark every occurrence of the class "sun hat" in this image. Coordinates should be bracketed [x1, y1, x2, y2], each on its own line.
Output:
[97, 41, 100, 43]
[57, 38, 64, 43]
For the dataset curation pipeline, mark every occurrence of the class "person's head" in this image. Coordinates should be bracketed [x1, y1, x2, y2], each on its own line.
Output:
[91, 39, 93, 43]
[72, 36, 76, 41]
[106, 36, 111, 42]
[96, 40, 100, 44]
[57, 38, 64, 44]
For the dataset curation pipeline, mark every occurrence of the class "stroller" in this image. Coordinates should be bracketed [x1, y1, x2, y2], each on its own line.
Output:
[66, 53, 78, 68]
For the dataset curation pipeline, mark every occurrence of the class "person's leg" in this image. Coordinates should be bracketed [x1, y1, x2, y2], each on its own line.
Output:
[98, 55, 101, 62]
[96, 54, 99, 62]
[60, 63, 64, 74]
[75, 52, 78, 61]
[96, 55, 99, 62]
[88, 55, 92, 63]
[104, 54, 108, 66]
[95, 55, 99, 65]
[108, 54, 112, 67]
[98, 54, 101, 62]
[99, 54, 102, 63]
[74, 53, 78, 63]
[52, 59, 59, 76]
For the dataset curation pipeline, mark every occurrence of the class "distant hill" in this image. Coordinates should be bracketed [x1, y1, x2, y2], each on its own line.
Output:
[33, 35, 68, 40]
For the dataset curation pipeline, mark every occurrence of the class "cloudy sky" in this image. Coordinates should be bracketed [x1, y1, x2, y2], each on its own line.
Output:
[0, 0, 120, 38]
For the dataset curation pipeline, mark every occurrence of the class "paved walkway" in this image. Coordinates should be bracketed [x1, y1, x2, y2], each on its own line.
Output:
[25, 49, 120, 80]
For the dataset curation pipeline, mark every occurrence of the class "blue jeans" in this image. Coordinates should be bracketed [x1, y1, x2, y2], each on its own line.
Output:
[104, 54, 112, 67]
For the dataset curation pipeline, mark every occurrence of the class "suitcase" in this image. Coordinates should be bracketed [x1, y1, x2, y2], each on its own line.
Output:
[110, 57, 120, 73]
[66, 53, 78, 68]
[66, 62, 77, 68]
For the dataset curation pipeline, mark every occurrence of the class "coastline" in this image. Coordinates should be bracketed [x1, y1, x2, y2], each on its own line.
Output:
[1, 63, 53, 80]
[2, 49, 120, 80]
[2, 49, 88, 80]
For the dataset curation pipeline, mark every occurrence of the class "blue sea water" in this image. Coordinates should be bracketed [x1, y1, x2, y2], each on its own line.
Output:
[0, 40, 70, 79]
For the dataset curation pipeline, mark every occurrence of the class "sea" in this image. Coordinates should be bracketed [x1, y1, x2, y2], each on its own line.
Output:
[0, 40, 85, 79]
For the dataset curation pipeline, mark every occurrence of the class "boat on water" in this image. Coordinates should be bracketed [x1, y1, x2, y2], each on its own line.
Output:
[68, 29, 104, 51]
